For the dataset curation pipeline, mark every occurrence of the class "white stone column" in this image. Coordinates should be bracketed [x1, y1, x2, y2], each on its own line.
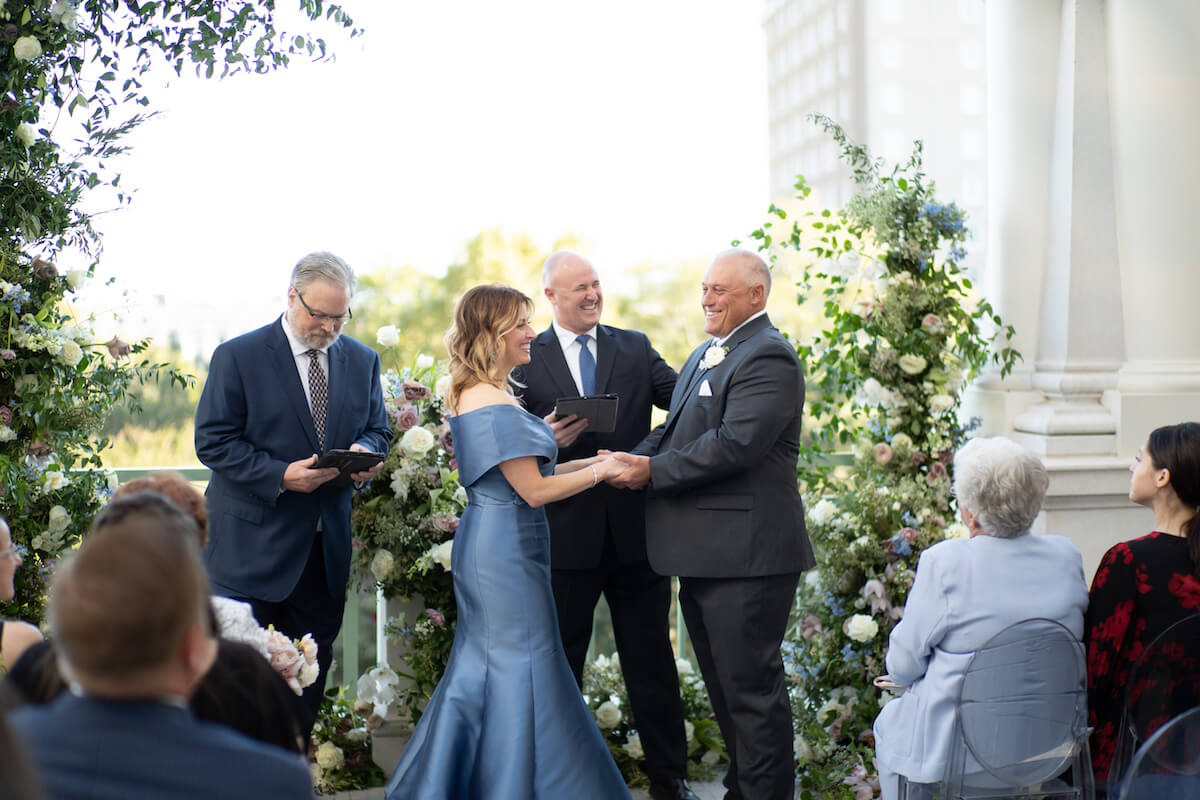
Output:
[1009, 0, 1125, 458]
[962, 0, 1059, 435]
[1107, 0, 1200, 455]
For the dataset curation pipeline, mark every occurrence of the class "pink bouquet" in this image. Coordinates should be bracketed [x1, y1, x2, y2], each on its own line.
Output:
[263, 626, 320, 695]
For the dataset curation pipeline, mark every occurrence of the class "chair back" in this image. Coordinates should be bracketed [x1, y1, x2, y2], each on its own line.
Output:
[943, 617, 1092, 796]
[1110, 613, 1200, 791]
[1117, 705, 1200, 800]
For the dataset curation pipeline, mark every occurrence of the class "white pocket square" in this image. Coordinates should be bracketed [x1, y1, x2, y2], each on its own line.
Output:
[698, 379, 713, 397]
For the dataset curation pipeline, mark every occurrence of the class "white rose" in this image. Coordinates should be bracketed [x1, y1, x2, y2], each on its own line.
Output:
[43, 471, 70, 492]
[308, 761, 324, 786]
[400, 426, 436, 455]
[415, 353, 435, 369]
[929, 394, 955, 414]
[15, 375, 38, 395]
[804, 570, 822, 590]
[701, 750, 720, 767]
[345, 727, 368, 744]
[315, 741, 344, 770]
[435, 374, 451, 399]
[700, 345, 727, 369]
[298, 659, 320, 688]
[808, 498, 838, 526]
[430, 539, 453, 572]
[31, 534, 45, 551]
[66, 269, 87, 291]
[0, 425, 15, 442]
[846, 614, 879, 643]
[48, 505, 71, 532]
[675, 658, 693, 676]
[50, 0, 77, 30]
[898, 354, 928, 375]
[621, 732, 644, 759]
[944, 522, 970, 540]
[452, 486, 467, 505]
[370, 549, 395, 582]
[58, 340, 83, 367]
[684, 720, 694, 743]
[794, 736, 814, 761]
[13, 36, 42, 62]
[15, 123, 35, 148]
[376, 325, 400, 347]
[594, 700, 622, 729]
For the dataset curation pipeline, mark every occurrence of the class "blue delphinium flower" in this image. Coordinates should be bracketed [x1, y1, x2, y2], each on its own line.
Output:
[888, 533, 913, 558]
[921, 201, 966, 238]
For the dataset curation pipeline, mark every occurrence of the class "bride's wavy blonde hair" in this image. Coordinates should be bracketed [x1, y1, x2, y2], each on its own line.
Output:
[445, 284, 533, 413]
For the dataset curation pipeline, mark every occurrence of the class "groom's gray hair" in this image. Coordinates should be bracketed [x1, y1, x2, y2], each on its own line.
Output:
[714, 248, 772, 297]
[291, 251, 357, 296]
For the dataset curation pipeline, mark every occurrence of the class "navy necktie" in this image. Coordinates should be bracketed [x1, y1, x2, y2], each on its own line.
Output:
[576, 334, 596, 395]
[308, 349, 328, 450]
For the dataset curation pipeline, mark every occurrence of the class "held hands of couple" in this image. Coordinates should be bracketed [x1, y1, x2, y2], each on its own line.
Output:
[597, 450, 651, 490]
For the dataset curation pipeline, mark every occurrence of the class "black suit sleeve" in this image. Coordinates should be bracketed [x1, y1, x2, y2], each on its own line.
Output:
[648, 342, 801, 492]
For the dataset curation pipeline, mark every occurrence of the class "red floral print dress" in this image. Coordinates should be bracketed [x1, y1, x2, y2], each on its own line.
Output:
[1084, 531, 1200, 784]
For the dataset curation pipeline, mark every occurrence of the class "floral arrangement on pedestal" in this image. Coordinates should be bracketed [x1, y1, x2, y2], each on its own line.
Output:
[583, 652, 726, 788]
[743, 115, 1020, 799]
[309, 684, 387, 795]
[351, 337, 463, 721]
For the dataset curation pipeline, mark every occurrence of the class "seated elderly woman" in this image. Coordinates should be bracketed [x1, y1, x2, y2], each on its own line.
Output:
[873, 437, 1090, 800]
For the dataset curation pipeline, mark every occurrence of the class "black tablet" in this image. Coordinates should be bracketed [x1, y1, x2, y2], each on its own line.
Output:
[313, 449, 386, 474]
[553, 394, 619, 434]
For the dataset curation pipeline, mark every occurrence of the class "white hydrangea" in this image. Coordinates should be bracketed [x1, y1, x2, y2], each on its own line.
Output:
[808, 498, 838, 526]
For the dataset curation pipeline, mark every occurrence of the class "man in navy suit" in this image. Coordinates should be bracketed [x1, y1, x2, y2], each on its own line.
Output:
[11, 493, 316, 799]
[512, 251, 697, 800]
[195, 251, 392, 729]
[612, 249, 814, 800]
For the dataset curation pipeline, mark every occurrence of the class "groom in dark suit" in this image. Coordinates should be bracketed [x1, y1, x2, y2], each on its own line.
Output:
[195, 251, 392, 730]
[513, 251, 697, 800]
[612, 248, 814, 800]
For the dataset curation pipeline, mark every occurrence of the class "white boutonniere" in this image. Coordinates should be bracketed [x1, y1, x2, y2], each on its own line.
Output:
[700, 345, 727, 370]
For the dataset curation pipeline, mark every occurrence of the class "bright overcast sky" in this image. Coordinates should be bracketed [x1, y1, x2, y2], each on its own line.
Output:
[82, 1, 768, 310]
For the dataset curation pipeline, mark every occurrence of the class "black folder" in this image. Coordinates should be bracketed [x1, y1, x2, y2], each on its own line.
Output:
[553, 394, 619, 434]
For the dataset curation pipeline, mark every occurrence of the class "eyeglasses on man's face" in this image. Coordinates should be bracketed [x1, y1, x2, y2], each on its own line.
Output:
[296, 291, 352, 324]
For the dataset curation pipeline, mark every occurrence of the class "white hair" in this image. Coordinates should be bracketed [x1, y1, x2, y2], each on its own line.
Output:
[291, 251, 356, 296]
[952, 437, 1048, 539]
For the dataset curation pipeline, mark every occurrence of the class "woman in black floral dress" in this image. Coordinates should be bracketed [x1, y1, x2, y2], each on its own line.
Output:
[1085, 421, 1200, 791]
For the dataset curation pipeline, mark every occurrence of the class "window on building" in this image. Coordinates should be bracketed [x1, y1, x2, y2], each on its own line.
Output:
[960, 85, 983, 115]
[960, 0, 982, 23]
[961, 129, 983, 160]
[882, 0, 902, 23]
[883, 39, 903, 70]
[883, 85, 904, 115]
[960, 39, 982, 70]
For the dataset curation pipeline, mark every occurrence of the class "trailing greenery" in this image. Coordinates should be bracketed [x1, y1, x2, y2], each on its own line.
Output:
[741, 114, 1019, 798]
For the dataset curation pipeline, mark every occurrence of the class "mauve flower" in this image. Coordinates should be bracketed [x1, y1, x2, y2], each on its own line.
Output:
[910, 452, 928, 467]
[106, 336, 131, 358]
[873, 443, 893, 465]
[928, 513, 946, 528]
[926, 461, 949, 485]
[449, 458, 457, 471]
[27, 439, 51, 456]
[423, 608, 445, 627]
[901, 527, 918, 544]
[432, 514, 459, 533]
[401, 381, 431, 401]
[2, 25, 19, 43]
[439, 427, 454, 457]
[0, 406, 12, 425]
[0, 350, 14, 360]
[32, 258, 56, 279]
[921, 313, 943, 331]
[394, 404, 419, 431]
[799, 613, 823, 640]
[938, 448, 954, 465]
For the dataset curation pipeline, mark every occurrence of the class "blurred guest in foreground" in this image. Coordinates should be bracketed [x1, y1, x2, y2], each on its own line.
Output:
[873, 437, 1089, 800]
[0, 517, 42, 672]
[1085, 422, 1200, 790]
[9, 493, 314, 799]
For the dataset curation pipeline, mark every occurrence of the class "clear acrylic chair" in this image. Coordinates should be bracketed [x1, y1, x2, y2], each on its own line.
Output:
[1116, 705, 1200, 800]
[897, 617, 1094, 800]
[1107, 613, 1200, 796]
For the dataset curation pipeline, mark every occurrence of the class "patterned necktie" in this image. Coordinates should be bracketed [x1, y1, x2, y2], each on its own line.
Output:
[576, 334, 596, 395]
[308, 349, 328, 450]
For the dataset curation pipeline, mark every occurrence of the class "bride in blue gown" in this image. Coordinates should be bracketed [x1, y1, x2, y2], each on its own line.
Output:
[386, 285, 631, 800]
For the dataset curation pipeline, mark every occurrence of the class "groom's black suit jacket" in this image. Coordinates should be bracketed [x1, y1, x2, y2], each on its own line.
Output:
[634, 313, 814, 577]
[514, 324, 676, 568]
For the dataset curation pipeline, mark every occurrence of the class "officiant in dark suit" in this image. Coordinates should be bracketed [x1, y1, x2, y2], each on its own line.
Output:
[195, 251, 392, 731]
[512, 251, 697, 800]
[611, 248, 814, 800]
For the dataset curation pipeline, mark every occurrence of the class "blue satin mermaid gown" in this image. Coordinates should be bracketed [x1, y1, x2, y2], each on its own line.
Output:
[386, 404, 631, 799]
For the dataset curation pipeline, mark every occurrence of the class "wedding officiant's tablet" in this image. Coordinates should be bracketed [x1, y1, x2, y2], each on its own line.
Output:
[553, 394, 619, 434]
[313, 449, 386, 474]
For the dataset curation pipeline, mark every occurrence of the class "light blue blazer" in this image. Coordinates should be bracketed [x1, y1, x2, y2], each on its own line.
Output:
[874, 533, 1089, 786]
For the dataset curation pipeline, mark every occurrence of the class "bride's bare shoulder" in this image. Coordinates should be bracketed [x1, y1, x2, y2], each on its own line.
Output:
[450, 384, 521, 416]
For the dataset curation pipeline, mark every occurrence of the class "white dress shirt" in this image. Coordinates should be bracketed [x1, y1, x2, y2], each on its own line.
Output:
[280, 313, 329, 416]
[715, 309, 767, 347]
[552, 320, 598, 395]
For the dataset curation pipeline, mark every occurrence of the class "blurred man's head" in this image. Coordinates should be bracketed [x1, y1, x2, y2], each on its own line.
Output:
[542, 251, 603, 334]
[51, 493, 215, 698]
